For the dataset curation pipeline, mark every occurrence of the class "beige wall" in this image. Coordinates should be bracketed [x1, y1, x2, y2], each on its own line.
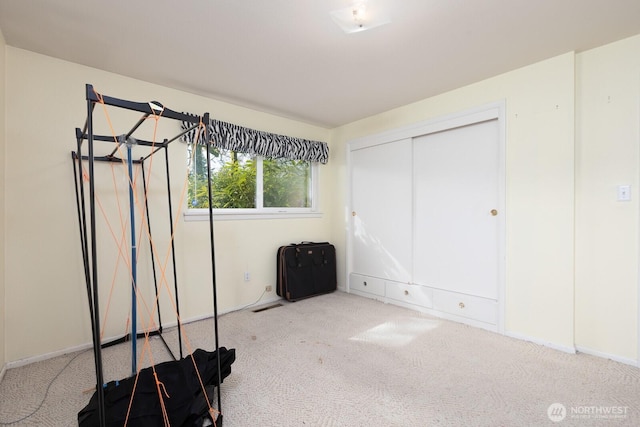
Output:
[4, 47, 331, 362]
[329, 52, 577, 351]
[0, 28, 6, 373]
[329, 35, 640, 363]
[575, 35, 640, 363]
[2, 34, 639, 366]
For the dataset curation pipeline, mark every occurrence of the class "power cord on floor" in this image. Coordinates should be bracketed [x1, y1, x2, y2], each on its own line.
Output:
[218, 288, 268, 318]
[0, 350, 87, 425]
[1, 289, 272, 424]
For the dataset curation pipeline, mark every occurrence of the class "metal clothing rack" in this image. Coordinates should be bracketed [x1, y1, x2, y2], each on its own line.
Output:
[71, 84, 224, 426]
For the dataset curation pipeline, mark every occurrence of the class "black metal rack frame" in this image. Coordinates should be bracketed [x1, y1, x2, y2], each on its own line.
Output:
[71, 84, 223, 426]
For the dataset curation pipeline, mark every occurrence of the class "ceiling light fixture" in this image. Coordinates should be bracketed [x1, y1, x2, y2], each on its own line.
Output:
[330, 2, 390, 34]
[352, 4, 367, 28]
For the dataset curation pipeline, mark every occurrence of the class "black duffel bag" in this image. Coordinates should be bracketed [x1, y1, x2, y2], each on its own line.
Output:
[78, 347, 235, 427]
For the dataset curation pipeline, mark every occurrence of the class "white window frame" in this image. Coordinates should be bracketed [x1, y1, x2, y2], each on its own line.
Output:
[184, 156, 322, 221]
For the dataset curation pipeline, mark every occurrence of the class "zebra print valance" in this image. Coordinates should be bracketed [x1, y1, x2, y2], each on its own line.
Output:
[182, 117, 329, 164]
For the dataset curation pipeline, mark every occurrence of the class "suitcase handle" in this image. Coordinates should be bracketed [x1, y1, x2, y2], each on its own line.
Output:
[291, 241, 330, 246]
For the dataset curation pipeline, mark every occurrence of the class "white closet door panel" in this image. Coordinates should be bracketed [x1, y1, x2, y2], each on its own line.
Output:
[413, 120, 499, 299]
[351, 139, 412, 283]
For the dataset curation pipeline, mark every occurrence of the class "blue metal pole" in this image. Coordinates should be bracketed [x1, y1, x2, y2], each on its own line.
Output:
[127, 143, 137, 375]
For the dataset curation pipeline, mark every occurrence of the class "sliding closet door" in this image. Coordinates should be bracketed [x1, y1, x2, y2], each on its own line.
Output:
[351, 139, 412, 283]
[413, 119, 500, 299]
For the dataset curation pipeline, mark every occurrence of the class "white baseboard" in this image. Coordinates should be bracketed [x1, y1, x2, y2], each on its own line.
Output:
[505, 336, 637, 367]
[575, 345, 638, 367]
[4, 296, 285, 371]
[6, 341, 94, 370]
[223, 295, 283, 314]
[504, 331, 577, 354]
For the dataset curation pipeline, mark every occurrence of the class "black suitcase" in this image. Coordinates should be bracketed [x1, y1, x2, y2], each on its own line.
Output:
[277, 242, 337, 301]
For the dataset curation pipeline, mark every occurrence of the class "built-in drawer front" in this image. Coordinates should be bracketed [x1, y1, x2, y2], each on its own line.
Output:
[432, 289, 497, 324]
[349, 273, 385, 297]
[385, 281, 433, 308]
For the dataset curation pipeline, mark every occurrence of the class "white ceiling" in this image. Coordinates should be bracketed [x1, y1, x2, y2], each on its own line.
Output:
[1, 0, 639, 128]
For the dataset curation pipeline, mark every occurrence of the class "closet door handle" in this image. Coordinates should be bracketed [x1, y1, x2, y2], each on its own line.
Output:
[490, 209, 498, 216]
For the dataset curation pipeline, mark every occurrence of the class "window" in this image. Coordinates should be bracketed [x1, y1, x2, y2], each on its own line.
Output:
[186, 144, 318, 220]
[181, 117, 327, 220]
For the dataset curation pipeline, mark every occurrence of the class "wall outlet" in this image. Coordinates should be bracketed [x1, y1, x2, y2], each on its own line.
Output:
[265, 285, 273, 292]
[244, 272, 250, 282]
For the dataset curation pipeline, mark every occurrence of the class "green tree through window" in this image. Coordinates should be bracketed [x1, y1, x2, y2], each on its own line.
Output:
[263, 158, 310, 208]
[187, 144, 312, 210]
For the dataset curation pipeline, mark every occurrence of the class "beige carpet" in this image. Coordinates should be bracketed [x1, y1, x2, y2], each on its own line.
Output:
[0, 291, 639, 426]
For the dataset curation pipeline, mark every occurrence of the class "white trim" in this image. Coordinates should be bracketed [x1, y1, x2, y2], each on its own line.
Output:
[223, 294, 283, 314]
[6, 342, 94, 370]
[505, 331, 577, 354]
[0, 364, 6, 383]
[348, 288, 499, 332]
[346, 101, 506, 334]
[4, 295, 284, 370]
[184, 209, 323, 221]
[349, 104, 503, 151]
[637, 83, 640, 369]
[256, 156, 264, 208]
[345, 146, 353, 293]
[496, 103, 507, 335]
[390, 300, 499, 333]
[575, 345, 638, 367]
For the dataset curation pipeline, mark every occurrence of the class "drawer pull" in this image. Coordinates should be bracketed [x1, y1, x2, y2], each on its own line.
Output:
[363, 281, 367, 286]
[459, 302, 465, 309]
[404, 290, 409, 296]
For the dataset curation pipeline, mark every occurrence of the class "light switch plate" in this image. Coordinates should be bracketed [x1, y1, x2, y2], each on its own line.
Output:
[617, 185, 631, 201]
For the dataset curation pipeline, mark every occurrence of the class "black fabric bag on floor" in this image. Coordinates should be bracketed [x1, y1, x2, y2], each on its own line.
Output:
[78, 347, 235, 427]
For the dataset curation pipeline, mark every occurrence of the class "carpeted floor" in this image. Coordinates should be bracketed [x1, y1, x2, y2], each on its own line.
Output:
[0, 291, 639, 426]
